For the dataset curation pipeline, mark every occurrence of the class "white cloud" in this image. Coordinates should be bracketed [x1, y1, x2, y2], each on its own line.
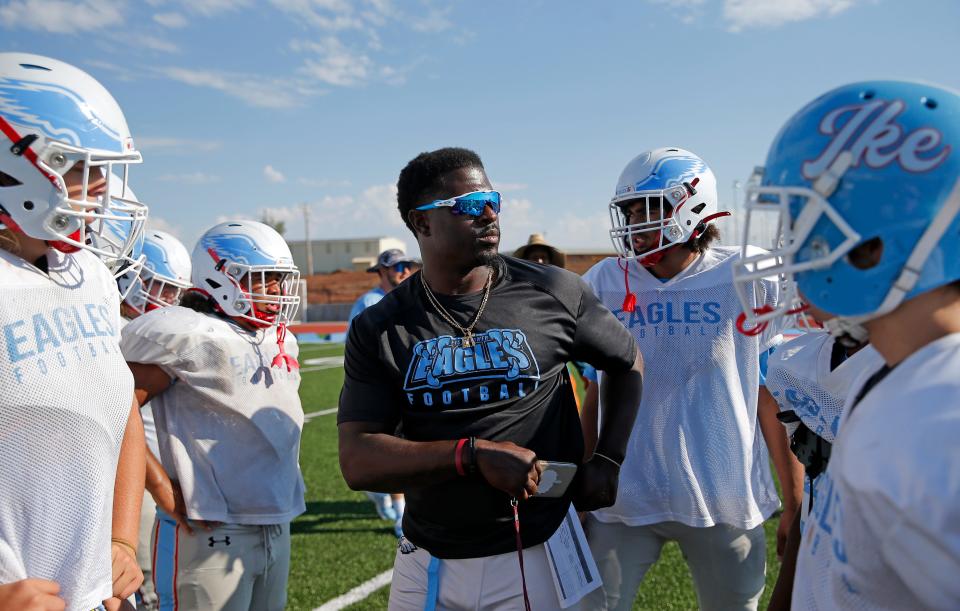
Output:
[264, 165, 287, 183]
[296, 37, 373, 86]
[724, 0, 858, 31]
[0, 0, 125, 33]
[647, 0, 707, 24]
[137, 34, 180, 53]
[153, 11, 188, 27]
[159, 66, 322, 108]
[137, 137, 223, 152]
[185, 0, 251, 16]
[268, 0, 368, 32]
[408, 6, 453, 33]
[146, 214, 185, 241]
[156, 172, 221, 184]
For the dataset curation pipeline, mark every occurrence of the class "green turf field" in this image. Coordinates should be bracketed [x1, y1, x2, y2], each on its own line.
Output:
[290, 342, 783, 610]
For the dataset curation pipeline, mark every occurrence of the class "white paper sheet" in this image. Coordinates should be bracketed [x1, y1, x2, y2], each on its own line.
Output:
[544, 505, 602, 608]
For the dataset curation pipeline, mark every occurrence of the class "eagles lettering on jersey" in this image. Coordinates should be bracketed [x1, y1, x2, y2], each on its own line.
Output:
[403, 329, 541, 407]
[803, 467, 858, 595]
[3, 302, 118, 384]
[612, 299, 724, 338]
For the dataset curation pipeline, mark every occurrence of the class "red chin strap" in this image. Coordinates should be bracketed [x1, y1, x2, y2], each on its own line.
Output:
[0, 212, 81, 253]
[736, 303, 810, 336]
[638, 247, 671, 268]
[271, 323, 299, 372]
[49, 228, 83, 254]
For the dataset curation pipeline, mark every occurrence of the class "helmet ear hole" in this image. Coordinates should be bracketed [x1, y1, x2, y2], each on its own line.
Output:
[0, 171, 21, 187]
[691, 203, 707, 215]
[847, 237, 884, 270]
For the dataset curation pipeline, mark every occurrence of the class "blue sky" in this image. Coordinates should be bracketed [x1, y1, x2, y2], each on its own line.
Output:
[2, 0, 958, 256]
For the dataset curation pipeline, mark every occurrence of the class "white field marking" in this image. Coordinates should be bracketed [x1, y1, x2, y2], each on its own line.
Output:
[313, 569, 393, 611]
[303, 407, 338, 421]
[302, 356, 345, 369]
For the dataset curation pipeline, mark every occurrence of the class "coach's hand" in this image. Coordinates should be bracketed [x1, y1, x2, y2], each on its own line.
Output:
[475, 440, 542, 500]
[0, 579, 65, 611]
[572, 456, 620, 512]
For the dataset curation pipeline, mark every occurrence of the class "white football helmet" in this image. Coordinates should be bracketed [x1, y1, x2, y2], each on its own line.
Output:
[191, 220, 300, 327]
[609, 147, 728, 265]
[86, 173, 147, 284]
[120, 229, 192, 315]
[0, 53, 146, 259]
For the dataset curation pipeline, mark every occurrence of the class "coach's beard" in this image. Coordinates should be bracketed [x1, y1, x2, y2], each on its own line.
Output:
[473, 224, 500, 265]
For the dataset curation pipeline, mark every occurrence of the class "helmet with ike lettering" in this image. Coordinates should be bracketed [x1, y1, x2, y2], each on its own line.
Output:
[732, 80, 960, 340]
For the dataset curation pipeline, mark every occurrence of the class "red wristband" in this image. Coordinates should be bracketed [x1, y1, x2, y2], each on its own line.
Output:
[454, 438, 469, 476]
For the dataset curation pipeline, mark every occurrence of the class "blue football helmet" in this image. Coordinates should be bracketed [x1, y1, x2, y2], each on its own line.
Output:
[733, 81, 960, 340]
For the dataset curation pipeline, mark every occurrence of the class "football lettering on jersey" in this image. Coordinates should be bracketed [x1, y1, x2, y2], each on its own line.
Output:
[3, 303, 118, 384]
[611, 300, 724, 339]
[402, 329, 541, 407]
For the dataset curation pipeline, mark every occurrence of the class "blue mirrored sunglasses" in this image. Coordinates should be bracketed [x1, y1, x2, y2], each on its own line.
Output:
[415, 190, 501, 217]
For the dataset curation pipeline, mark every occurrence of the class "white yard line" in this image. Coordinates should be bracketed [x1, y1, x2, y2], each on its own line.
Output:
[303, 407, 338, 421]
[313, 569, 393, 611]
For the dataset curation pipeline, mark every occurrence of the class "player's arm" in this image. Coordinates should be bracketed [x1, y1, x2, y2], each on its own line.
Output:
[568, 276, 645, 511]
[573, 350, 644, 512]
[125, 362, 199, 532]
[758, 385, 804, 558]
[108, 396, 145, 603]
[766, 508, 801, 611]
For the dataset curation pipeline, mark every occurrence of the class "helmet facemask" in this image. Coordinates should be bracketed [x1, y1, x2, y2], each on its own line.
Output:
[214, 256, 301, 328]
[0, 119, 146, 267]
[732, 161, 862, 335]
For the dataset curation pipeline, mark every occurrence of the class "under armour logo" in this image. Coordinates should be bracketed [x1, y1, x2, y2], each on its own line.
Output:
[208, 536, 231, 547]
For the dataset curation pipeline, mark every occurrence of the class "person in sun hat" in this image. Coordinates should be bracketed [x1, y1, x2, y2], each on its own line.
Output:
[512, 233, 567, 268]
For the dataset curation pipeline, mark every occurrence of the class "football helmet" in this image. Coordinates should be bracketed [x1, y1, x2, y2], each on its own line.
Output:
[0, 53, 145, 259]
[191, 220, 300, 328]
[609, 147, 728, 266]
[86, 173, 147, 282]
[732, 81, 960, 340]
[120, 229, 192, 314]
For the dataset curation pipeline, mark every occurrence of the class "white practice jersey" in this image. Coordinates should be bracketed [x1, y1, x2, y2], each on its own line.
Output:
[120, 306, 306, 524]
[765, 332, 883, 529]
[120, 316, 160, 457]
[0, 248, 133, 611]
[584, 246, 783, 529]
[766, 332, 883, 443]
[792, 333, 960, 610]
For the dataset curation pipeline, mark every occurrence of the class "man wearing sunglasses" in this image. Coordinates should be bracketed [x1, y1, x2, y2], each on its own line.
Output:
[348, 248, 421, 538]
[337, 147, 644, 609]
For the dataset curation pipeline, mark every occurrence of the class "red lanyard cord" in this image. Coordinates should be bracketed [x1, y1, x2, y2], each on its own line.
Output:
[511, 498, 533, 611]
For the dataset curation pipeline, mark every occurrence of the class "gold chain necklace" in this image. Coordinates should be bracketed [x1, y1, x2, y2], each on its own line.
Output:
[420, 267, 493, 348]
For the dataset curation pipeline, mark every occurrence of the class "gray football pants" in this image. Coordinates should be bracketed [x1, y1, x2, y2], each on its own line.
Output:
[577, 515, 766, 611]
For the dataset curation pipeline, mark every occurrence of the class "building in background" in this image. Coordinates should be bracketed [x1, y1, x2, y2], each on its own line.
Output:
[287, 236, 407, 275]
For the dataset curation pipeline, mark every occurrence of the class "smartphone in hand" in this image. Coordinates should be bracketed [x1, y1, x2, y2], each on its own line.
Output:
[535, 460, 578, 497]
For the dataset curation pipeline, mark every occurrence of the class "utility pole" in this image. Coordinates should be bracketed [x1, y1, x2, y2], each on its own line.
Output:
[301, 203, 313, 275]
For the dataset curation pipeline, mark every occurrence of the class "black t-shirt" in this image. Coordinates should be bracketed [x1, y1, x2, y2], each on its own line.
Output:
[338, 255, 637, 558]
